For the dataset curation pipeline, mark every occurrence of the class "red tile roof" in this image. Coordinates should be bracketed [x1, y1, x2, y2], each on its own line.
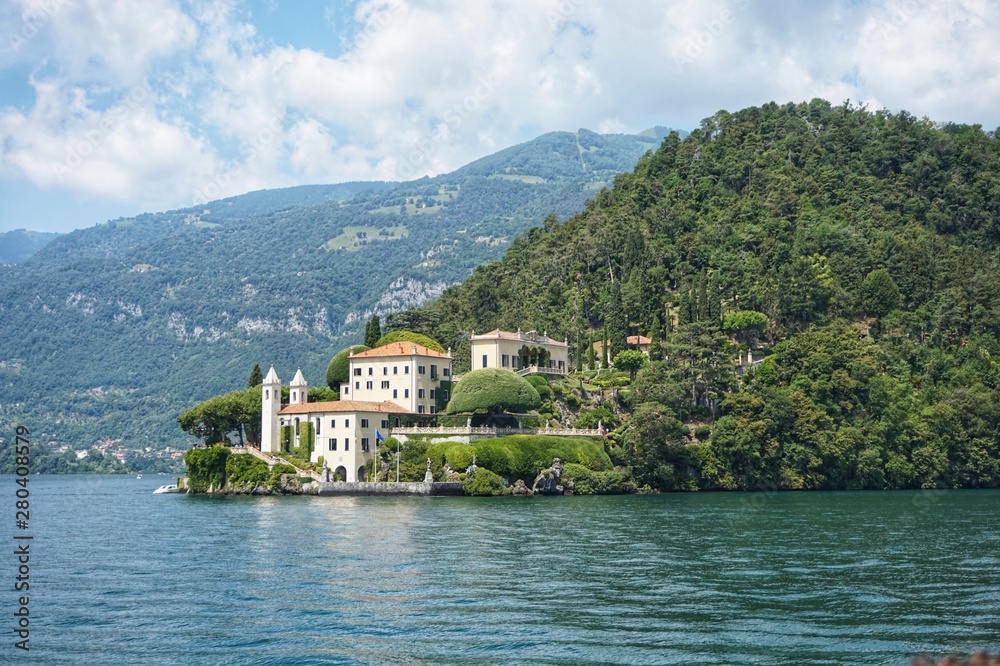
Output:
[351, 342, 452, 359]
[627, 335, 652, 345]
[278, 400, 412, 415]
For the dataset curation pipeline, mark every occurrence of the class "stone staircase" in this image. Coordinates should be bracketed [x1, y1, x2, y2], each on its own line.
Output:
[231, 446, 324, 482]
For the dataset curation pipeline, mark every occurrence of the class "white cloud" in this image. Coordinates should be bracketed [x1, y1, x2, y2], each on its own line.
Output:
[2, 0, 1000, 231]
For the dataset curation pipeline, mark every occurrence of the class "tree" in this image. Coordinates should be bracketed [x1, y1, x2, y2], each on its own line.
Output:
[375, 330, 446, 353]
[613, 349, 648, 381]
[606, 281, 629, 356]
[364, 315, 382, 348]
[247, 363, 263, 389]
[722, 310, 769, 348]
[445, 369, 542, 414]
[326, 345, 369, 389]
[649, 314, 664, 361]
[859, 269, 901, 319]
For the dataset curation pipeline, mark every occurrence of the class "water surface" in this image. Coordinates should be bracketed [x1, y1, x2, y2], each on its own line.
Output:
[3, 475, 998, 664]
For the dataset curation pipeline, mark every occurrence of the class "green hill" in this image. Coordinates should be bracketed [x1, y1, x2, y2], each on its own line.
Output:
[396, 100, 1000, 491]
[0, 127, 681, 460]
[0, 229, 62, 264]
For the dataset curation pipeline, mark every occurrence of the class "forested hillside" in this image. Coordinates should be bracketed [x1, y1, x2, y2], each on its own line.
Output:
[394, 100, 1000, 490]
[0, 229, 62, 264]
[0, 128, 674, 460]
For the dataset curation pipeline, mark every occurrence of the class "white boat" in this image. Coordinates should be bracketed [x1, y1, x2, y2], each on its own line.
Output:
[153, 484, 182, 494]
[136, 474, 142, 480]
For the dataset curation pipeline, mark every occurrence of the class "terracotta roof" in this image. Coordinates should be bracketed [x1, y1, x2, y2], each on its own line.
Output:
[470, 329, 568, 347]
[278, 400, 412, 415]
[628, 335, 652, 345]
[351, 341, 452, 359]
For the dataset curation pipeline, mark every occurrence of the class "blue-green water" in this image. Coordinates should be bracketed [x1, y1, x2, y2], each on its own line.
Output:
[2, 475, 998, 665]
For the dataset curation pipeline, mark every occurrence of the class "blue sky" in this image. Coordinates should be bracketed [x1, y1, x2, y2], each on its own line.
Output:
[1, 0, 999, 233]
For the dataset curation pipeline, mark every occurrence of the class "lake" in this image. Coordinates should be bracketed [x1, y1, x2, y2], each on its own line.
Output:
[2, 475, 998, 664]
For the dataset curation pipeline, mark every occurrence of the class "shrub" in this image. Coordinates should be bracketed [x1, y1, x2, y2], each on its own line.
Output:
[524, 374, 552, 400]
[562, 462, 633, 495]
[446, 369, 541, 414]
[225, 454, 268, 487]
[183, 446, 231, 492]
[575, 406, 618, 430]
[268, 463, 297, 489]
[462, 468, 510, 496]
[694, 425, 712, 439]
[426, 435, 612, 483]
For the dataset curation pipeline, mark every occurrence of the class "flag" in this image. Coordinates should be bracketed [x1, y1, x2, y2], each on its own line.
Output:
[376, 430, 385, 443]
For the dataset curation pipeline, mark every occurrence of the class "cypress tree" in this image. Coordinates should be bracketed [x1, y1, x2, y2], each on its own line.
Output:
[364, 315, 382, 348]
[247, 363, 263, 388]
[649, 314, 663, 362]
[607, 281, 629, 357]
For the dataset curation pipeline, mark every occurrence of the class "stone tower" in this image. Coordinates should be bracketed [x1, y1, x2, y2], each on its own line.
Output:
[261, 366, 281, 453]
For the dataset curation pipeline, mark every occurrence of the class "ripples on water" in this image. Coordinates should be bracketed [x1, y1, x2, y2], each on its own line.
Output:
[6, 475, 998, 665]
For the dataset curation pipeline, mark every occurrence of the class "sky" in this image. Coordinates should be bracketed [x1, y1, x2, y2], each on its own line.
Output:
[1, 0, 999, 233]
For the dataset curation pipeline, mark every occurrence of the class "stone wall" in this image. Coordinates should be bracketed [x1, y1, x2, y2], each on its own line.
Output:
[317, 481, 464, 496]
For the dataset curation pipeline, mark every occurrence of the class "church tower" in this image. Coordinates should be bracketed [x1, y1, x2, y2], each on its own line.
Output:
[290, 368, 308, 405]
[261, 366, 281, 453]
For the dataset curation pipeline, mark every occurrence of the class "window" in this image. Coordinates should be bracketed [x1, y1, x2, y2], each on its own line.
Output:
[343, 385, 349, 395]
[418, 388, 425, 399]
[361, 419, 369, 428]
[368, 367, 373, 375]
[418, 365, 426, 374]
[294, 417, 300, 434]
[482, 354, 488, 368]
[430, 405, 437, 414]
[381, 380, 390, 389]
[383, 367, 388, 375]
[393, 366, 398, 375]
[443, 390, 450, 400]
[381, 420, 389, 429]
[328, 438, 337, 451]
[345, 440, 350, 451]
[443, 368, 450, 377]
[354, 368, 362, 376]
[417, 405, 425, 414]
[366, 381, 373, 390]
[354, 381, 360, 390]
[502, 354, 509, 368]
[430, 364, 437, 380]
[392, 389, 398, 399]
[404, 366, 409, 374]
[331, 419, 336, 428]
[315, 418, 321, 436]
[404, 389, 409, 398]
[361, 438, 370, 451]
[430, 389, 436, 399]
[265, 389, 269, 399]
[344, 419, 350, 428]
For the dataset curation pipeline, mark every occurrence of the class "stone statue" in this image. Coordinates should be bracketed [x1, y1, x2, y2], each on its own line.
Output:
[423, 457, 434, 484]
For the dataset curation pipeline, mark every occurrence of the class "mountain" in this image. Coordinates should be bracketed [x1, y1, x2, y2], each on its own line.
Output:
[0, 229, 62, 263]
[395, 100, 1000, 491]
[0, 127, 682, 459]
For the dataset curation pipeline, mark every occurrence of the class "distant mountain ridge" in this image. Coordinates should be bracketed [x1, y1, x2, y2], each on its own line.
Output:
[0, 126, 684, 456]
[0, 229, 62, 264]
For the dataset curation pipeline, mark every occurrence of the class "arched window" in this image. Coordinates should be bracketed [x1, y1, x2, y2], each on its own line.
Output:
[294, 417, 300, 434]
[265, 389, 269, 400]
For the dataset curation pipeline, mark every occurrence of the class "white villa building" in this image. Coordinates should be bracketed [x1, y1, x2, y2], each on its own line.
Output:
[341, 342, 454, 415]
[470, 329, 569, 375]
[260, 365, 411, 482]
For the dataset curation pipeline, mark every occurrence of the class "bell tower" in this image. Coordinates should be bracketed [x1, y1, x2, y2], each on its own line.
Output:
[261, 366, 281, 453]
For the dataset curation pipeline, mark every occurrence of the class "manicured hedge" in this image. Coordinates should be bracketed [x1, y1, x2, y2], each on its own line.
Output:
[445, 369, 541, 414]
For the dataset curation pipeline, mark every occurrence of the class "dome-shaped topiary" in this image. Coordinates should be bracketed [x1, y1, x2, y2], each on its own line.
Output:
[374, 330, 445, 353]
[325, 345, 369, 388]
[446, 368, 541, 415]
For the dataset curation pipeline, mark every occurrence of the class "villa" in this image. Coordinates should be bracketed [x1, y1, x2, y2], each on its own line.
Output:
[470, 328, 569, 375]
